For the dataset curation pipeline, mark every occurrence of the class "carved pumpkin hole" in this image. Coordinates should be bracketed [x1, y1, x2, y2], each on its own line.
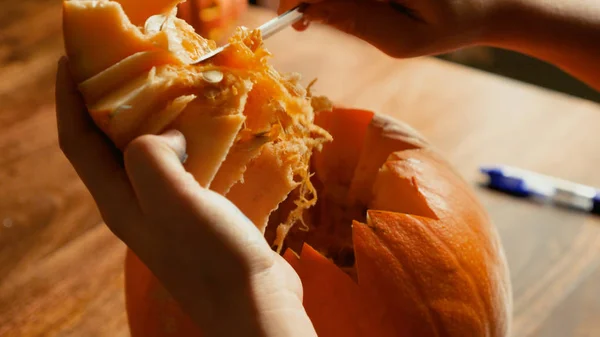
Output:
[265, 166, 365, 280]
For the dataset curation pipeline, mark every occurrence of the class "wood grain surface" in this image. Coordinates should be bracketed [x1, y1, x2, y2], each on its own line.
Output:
[1, 2, 600, 336]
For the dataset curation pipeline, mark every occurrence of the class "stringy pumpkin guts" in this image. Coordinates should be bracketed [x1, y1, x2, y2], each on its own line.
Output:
[63, 0, 332, 249]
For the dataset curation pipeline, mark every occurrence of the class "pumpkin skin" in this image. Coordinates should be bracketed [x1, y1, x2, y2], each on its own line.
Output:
[286, 108, 512, 337]
[61, 1, 513, 336]
[177, 0, 248, 42]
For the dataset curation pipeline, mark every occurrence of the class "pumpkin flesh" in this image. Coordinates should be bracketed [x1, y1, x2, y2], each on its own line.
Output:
[63, 0, 331, 236]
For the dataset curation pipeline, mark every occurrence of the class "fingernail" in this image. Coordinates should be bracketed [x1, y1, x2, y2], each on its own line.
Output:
[160, 129, 187, 164]
[294, 18, 310, 31]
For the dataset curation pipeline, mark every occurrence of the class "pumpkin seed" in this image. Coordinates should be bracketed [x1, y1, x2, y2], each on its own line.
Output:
[201, 70, 223, 83]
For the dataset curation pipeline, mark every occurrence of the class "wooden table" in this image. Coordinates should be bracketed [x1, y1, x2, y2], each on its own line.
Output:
[2, 3, 600, 336]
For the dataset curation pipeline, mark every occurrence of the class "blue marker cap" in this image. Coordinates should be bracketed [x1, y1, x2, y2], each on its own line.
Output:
[593, 194, 600, 215]
[480, 167, 531, 197]
[480, 165, 600, 216]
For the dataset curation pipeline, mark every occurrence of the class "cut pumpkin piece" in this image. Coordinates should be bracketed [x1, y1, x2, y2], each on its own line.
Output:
[125, 251, 202, 337]
[207, 70, 315, 196]
[241, 74, 287, 134]
[283, 244, 366, 337]
[63, 0, 158, 82]
[85, 65, 248, 149]
[86, 66, 189, 148]
[226, 142, 299, 233]
[354, 210, 494, 337]
[353, 214, 439, 337]
[209, 135, 270, 195]
[63, 0, 215, 82]
[78, 50, 181, 104]
[348, 113, 428, 206]
[170, 100, 247, 187]
[312, 108, 374, 187]
[370, 149, 438, 219]
[136, 94, 197, 136]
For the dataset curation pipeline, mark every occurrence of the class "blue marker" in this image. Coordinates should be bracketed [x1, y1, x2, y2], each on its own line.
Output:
[480, 165, 600, 215]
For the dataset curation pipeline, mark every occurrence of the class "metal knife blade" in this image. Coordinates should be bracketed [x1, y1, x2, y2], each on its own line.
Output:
[192, 4, 307, 64]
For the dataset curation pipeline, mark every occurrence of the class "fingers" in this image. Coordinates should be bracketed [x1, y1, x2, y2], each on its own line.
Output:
[55, 57, 144, 241]
[280, 1, 433, 58]
[122, 130, 195, 230]
[304, 0, 431, 57]
[277, 0, 323, 31]
[122, 130, 193, 221]
[277, 0, 323, 13]
[123, 130, 279, 334]
[122, 131, 271, 265]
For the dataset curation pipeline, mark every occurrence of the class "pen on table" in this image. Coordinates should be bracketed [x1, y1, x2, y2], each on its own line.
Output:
[480, 165, 600, 215]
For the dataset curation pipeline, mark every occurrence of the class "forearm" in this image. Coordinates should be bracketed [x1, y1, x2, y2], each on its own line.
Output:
[484, 0, 600, 90]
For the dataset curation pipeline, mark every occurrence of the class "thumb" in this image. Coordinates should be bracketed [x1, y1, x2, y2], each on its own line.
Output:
[123, 129, 190, 204]
[303, 0, 432, 58]
[123, 130, 272, 269]
[122, 131, 318, 337]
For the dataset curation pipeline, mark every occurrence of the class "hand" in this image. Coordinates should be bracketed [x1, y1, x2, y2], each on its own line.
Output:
[55, 57, 317, 337]
[279, 0, 600, 90]
[279, 0, 500, 58]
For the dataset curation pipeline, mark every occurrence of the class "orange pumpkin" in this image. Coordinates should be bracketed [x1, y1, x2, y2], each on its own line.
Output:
[62, 1, 512, 336]
[177, 0, 248, 42]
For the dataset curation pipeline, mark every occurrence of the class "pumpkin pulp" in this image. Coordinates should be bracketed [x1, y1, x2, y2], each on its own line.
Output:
[63, 0, 333, 243]
[267, 108, 436, 279]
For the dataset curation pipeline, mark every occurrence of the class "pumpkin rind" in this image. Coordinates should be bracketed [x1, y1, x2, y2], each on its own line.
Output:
[125, 251, 202, 336]
[283, 244, 367, 337]
[292, 109, 512, 337]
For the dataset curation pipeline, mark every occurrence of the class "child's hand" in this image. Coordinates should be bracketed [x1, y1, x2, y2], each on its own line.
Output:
[55, 57, 317, 337]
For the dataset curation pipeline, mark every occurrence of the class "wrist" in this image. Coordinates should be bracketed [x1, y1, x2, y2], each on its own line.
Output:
[475, 0, 600, 90]
[480, 0, 536, 50]
[481, 0, 600, 63]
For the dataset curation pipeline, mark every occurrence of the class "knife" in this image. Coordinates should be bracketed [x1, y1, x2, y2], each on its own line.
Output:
[192, 4, 307, 64]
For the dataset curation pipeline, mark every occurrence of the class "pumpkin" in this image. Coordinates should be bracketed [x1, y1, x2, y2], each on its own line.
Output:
[61, 1, 513, 336]
[177, 0, 248, 42]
